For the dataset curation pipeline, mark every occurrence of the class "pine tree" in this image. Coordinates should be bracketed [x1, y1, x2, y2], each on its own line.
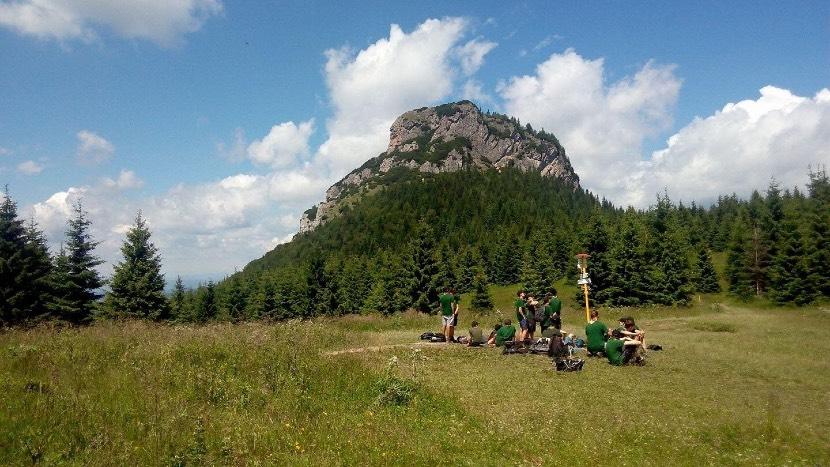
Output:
[103, 212, 168, 320]
[51, 202, 104, 323]
[410, 220, 439, 312]
[194, 281, 217, 322]
[171, 275, 188, 321]
[520, 244, 546, 298]
[806, 167, 830, 297]
[602, 216, 649, 306]
[470, 268, 494, 311]
[695, 247, 721, 293]
[575, 214, 612, 307]
[768, 214, 814, 305]
[21, 218, 53, 320]
[725, 213, 753, 301]
[653, 222, 694, 305]
[431, 243, 457, 293]
[222, 277, 247, 322]
[0, 187, 28, 324]
[456, 247, 478, 293]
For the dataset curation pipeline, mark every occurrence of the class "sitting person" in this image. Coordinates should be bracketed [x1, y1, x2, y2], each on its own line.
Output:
[487, 323, 502, 346]
[493, 319, 516, 347]
[605, 329, 645, 365]
[585, 310, 609, 356]
[466, 321, 486, 346]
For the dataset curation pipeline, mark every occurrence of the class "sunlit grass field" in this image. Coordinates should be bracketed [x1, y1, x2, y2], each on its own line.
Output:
[1, 284, 828, 465]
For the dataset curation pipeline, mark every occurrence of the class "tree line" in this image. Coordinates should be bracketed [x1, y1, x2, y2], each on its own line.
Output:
[1, 167, 827, 326]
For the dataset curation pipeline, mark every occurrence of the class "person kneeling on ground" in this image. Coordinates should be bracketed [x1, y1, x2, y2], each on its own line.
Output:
[465, 321, 487, 347]
[585, 310, 609, 356]
[493, 319, 516, 347]
[605, 329, 645, 366]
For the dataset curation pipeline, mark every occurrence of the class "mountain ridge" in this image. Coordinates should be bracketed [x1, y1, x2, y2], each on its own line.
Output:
[299, 100, 579, 233]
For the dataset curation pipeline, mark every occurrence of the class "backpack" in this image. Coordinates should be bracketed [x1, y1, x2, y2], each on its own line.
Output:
[420, 332, 436, 340]
[548, 335, 568, 358]
[554, 358, 585, 372]
[529, 338, 550, 354]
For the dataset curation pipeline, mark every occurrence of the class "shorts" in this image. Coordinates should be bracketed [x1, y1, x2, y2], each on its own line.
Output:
[442, 315, 455, 327]
[526, 319, 536, 334]
[519, 319, 528, 330]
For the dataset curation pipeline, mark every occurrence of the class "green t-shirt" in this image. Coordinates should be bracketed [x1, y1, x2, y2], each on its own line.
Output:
[514, 298, 526, 322]
[585, 320, 609, 352]
[548, 297, 562, 315]
[439, 293, 455, 316]
[605, 339, 625, 365]
[469, 326, 485, 344]
[495, 325, 516, 346]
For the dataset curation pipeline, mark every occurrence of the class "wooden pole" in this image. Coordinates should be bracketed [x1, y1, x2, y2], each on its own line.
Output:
[582, 264, 590, 323]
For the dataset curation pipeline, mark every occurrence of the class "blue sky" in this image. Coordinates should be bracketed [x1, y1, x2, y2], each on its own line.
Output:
[1, 0, 828, 282]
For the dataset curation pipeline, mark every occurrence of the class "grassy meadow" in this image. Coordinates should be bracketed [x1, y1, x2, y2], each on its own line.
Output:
[1, 284, 829, 465]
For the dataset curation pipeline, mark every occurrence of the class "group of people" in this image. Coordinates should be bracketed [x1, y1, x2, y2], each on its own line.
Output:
[438, 287, 563, 347]
[437, 287, 647, 366]
[585, 311, 646, 365]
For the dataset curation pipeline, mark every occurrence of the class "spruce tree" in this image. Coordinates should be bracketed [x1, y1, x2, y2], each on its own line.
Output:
[410, 220, 438, 312]
[104, 212, 168, 320]
[520, 245, 546, 298]
[456, 247, 478, 293]
[768, 215, 814, 305]
[602, 216, 649, 306]
[21, 218, 54, 320]
[0, 188, 28, 324]
[695, 247, 721, 293]
[806, 167, 830, 297]
[725, 213, 753, 301]
[575, 214, 612, 307]
[222, 277, 247, 322]
[653, 223, 694, 305]
[51, 202, 104, 323]
[431, 243, 457, 293]
[470, 268, 494, 311]
[194, 281, 217, 322]
[171, 275, 188, 321]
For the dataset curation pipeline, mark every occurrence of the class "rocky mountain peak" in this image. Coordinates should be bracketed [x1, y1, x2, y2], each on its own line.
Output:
[300, 100, 580, 233]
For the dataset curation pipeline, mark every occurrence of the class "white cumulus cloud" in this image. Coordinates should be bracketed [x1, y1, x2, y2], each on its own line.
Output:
[247, 120, 314, 168]
[499, 48, 681, 205]
[317, 17, 495, 176]
[76, 130, 114, 165]
[0, 0, 222, 46]
[638, 86, 830, 206]
[17, 159, 43, 174]
[101, 169, 143, 190]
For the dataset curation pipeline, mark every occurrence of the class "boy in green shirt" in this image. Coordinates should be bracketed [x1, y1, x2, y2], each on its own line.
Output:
[514, 290, 528, 341]
[585, 310, 609, 356]
[605, 329, 645, 365]
[439, 287, 458, 343]
[494, 319, 516, 347]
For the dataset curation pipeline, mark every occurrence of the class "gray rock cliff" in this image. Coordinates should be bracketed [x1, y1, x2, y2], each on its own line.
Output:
[299, 101, 579, 233]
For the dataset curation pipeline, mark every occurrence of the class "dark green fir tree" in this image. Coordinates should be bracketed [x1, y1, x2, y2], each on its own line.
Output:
[103, 212, 168, 320]
[695, 247, 721, 293]
[470, 268, 494, 311]
[22, 218, 54, 320]
[50, 202, 104, 323]
[768, 215, 814, 305]
[0, 187, 29, 324]
[171, 275, 188, 321]
[194, 281, 217, 322]
[725, 213, 754, 301]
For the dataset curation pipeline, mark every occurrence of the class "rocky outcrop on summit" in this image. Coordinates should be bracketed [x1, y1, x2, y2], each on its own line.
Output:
[299, 100, 579, 233]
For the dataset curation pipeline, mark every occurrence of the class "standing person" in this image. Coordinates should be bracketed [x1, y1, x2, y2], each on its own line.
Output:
[540, 290, 562, 335]
[514, 291, 528, 341]
[525, 295, 539, 341]
[585, 310, 609, 356]
[439, 287, 457, 343]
